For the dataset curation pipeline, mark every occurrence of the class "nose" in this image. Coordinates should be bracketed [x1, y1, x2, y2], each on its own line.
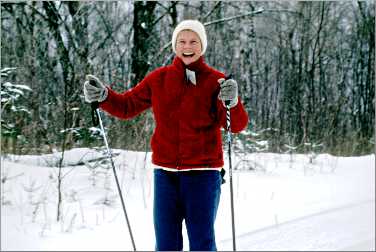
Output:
[183, 43, 192, 50]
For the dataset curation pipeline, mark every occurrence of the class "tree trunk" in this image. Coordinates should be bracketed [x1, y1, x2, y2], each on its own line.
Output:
[131, 1, 157, 85]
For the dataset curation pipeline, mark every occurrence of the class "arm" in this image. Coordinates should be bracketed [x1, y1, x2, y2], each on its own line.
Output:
[99, 76, 152, 120]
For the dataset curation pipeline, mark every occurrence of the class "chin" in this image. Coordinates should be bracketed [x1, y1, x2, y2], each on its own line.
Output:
[183, 59, 193, 65]
[182, 57, 199, 65]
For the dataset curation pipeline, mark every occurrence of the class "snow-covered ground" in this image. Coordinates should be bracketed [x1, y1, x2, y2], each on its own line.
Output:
[1, 148, 375, 251]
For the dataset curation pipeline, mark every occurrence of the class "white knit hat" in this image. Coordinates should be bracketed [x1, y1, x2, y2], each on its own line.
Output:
[171, 20, 207, 55]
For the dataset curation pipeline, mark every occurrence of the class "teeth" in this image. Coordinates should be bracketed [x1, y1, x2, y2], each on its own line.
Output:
[183, 52, 194, 56]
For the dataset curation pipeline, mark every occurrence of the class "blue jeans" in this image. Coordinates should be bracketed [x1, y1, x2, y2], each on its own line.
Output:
[153, 169, 222, 251]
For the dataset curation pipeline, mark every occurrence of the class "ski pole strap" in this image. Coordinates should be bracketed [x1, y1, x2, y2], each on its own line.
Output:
[91, 101, 99, 126]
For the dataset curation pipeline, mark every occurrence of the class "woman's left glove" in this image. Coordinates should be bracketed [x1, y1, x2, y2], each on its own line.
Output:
[218, 78, 238, 108]
[83, 74, 108, 103]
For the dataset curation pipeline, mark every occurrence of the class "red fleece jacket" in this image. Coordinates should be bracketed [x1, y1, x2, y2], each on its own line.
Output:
[100, 56, 249, 170]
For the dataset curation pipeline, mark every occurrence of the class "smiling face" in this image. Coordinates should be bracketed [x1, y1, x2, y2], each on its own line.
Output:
[175, 30, 202, 65]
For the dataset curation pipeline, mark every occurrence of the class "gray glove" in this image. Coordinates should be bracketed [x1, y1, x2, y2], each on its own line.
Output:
[218, 78, 238, 108]
[83, 74, 108, 103]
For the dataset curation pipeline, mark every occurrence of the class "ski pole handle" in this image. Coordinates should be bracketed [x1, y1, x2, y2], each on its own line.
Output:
[223, 74, 233, 140]
[225, 73, 233, 81]
[88, 78, 100, 126]
[91, 101, 99, 126]
[224, 74, 233, 107]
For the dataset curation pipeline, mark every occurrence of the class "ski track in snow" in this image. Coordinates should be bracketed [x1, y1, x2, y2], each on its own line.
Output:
[219, 199, 375, 251]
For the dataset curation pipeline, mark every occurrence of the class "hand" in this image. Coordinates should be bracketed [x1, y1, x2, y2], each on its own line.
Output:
[218, 78, 238, 108]
[83, 74, 108, 103]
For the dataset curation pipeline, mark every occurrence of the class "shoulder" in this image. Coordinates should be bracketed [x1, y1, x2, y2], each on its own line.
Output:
[210, 67, 225, 79]
[146, 66, 168, 79]
[143, 66, 169, 84]
[205, 65, 225, 81]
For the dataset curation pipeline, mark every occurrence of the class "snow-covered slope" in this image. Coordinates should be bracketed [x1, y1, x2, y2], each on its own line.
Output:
[1, 149, 375, 251]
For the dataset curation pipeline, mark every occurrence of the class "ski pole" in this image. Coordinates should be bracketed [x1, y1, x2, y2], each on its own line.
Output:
[91, 101, 137, 251]
[224, 75, 236, 251]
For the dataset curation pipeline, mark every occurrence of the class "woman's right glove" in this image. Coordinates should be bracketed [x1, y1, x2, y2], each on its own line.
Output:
[83, 74, 108, 103]
[218, 78, 239, 108]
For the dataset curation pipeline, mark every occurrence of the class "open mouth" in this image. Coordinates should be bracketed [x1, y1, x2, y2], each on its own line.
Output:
[182, 52, 195, 58]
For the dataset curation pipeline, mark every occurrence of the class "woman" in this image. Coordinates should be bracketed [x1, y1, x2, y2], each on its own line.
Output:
[84, 20, 248, 251]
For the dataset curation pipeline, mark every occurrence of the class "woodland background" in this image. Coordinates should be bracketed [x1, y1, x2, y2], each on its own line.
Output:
[1, 1, 375, 156]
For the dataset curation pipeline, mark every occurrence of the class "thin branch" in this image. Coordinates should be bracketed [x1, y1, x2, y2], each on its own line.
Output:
[202, 1, 222, 22]
[91, 4, 124, 57]
[69, 2, 90, 22]
[263, 8, 304, 17]
[25, 3, 50, 23]
[150, 1, 178, 28]
[203, 8, 264, 26]
[156, 1, 169, 11]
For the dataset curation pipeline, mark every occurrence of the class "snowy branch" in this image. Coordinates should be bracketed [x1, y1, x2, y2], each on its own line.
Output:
[203, 8, 264, 26]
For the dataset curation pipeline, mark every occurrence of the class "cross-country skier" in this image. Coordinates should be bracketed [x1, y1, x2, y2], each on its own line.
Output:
[83, 19, 248, 251]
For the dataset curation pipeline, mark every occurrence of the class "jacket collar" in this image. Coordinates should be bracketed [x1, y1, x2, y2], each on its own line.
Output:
[172, 56, 210, 74]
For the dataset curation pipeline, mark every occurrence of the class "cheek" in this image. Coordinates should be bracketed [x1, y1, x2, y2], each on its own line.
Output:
[176, 50, 185, 58]
[194, 44, 202, 54]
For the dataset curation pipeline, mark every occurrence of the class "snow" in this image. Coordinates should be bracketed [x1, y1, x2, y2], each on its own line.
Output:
[1, 149, 375, 251]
